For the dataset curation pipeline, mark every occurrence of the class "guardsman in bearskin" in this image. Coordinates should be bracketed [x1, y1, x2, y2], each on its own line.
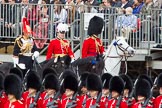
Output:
[12, 17, 39, 70]
[37, 73, 60, 108]
[3, 74, 24, 108]
[100, 73, 112, 108]
[59, 73, 81, 108]
[108, 76, 128, 108]
[138, 74, 155, 106]
[132, 78, 152, 108]
[46, 23, 75, 61]
[120, 74, 135, 108]
[21, 71, 41, 108]
[154, 73, 162, 108]
[77, 72, 89, 107]
[82, 16, 104, 58]
[85, 73, 102, 108]
[9, 67, 24, 81]
[0, 72, 8, 108]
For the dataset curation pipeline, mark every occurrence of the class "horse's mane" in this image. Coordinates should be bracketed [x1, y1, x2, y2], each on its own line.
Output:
[72, 57, 95, 66]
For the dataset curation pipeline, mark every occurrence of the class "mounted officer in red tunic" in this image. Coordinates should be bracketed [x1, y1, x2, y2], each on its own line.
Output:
[82, 16, 105, 58]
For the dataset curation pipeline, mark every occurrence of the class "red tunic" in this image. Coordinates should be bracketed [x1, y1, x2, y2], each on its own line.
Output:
[154, 95, 162, 108]
[77, 94, 88, 106]
[59, 97, 82, 108]
[46, 38, 74, 60]
[37, 91, 60, 108]
[0, 92, 8, 108]
[82, 36, 104, 58]
[131, 102, 153, 108]
[85, 98, 98, 108]
[21, 91, 39, 108]
[99, 96, 109, 108]
[107, 98, 128, 108]
[3, 100, 24, 108]
[124, 97, 136, 108]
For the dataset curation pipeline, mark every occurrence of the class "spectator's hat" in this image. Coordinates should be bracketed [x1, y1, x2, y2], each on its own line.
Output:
[86, 73, 102, 92]
[125, 7, 133, 14]
[101, 73, 112, 89]
[56, 23, 69, 32]
[0, 72, 4, 90]
[22, 17, 32, 33]
[26, 71, 41, 91]
[4, 74, 22, 99]
[157, 73, 162, 87]
[135, 79, 151, 98]
[44, 73, 60, 92]
[42, 67, 57, 79]
[10, 67, 23, 81]
[80, 71, 90, 87]
[88, 16, 104, 36]
[109, 76, 124, 94]
[120, 74, 133, 92]
[63, 74, 78, 92]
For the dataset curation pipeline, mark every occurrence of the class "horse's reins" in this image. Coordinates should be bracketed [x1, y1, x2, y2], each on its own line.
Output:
[104, 39, 130, 74]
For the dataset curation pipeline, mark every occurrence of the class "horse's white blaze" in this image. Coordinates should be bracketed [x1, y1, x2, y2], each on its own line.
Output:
[104, 36, 135, 76]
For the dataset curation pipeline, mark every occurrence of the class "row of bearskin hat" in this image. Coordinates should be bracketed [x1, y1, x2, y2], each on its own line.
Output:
[1, 65, 162, 108]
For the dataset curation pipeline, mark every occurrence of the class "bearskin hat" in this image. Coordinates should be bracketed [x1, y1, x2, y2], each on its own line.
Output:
[101, 73, 112, 89]
[27, 71, 41, 91]
[10, 67, 23, 80]
[44, 73, 60, 92]
[61, 69, 77, 80]
[4, 74, 22, 99]
[86, 73, 102, 92]
[138, 74, 153, 87]
[80, 71, 90, 87]
[0, 71, 4, 90]
[135, 79, 151, 98]
[88, 16, 104, 36]
[63, 75, 78, 92]
[109, 76, 125, 94]
[120, 74, 133, 92]
[157, 73, 162, 87]
[42, 68, 57, 79]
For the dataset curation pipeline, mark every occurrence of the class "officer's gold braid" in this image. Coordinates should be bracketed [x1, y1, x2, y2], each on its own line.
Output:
[60, 39, 70, 53]
[21, 43, 32, 53]
[92, 35, 103, 54]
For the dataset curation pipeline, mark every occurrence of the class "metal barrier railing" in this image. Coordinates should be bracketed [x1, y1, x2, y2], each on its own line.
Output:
[0, 3, 162, 54]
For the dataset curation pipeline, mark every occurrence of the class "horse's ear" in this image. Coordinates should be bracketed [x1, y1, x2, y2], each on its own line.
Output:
[96, 54, 100, 61]
[57, 56, 61, 62]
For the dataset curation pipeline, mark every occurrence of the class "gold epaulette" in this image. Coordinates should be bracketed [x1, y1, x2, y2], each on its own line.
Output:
[15, 35, 22, 42]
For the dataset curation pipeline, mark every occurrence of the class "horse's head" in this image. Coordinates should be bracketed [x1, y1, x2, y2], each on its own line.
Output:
[112, 36, 135, 57]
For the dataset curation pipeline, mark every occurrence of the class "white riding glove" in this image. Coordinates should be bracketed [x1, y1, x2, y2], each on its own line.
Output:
[12, 57, 18, 67]
[32, 51, 40, 60]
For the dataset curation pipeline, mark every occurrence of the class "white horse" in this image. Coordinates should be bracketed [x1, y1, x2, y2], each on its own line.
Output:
[104, 36, 135, 76]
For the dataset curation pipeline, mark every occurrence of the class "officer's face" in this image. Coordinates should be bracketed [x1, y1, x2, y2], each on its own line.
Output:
[65, 89, 74, 97]
[137, 96, 146, 101]
[159, 87, 162, 95]
[57, 31, 66, 39]
[111, 91, 119, 98]
[46, 89, 56, 96]
[81, 86, 88, 94]
[89, 90, 98, 98]
[102, 89, 109, 96]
